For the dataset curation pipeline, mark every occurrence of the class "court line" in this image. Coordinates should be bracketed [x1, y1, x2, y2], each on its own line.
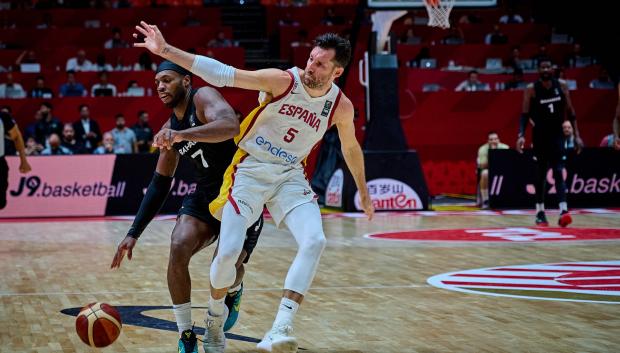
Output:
[0, 284, 428, 297]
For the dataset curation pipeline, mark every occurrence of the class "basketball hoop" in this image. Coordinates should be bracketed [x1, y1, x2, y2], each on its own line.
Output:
[424, 0, 455, 29]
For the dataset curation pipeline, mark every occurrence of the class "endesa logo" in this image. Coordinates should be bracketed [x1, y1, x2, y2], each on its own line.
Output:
[354, 178, 422, 210]
[255, 136, 298, 164]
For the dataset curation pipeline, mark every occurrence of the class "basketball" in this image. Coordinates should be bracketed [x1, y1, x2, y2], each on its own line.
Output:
[75, 302, 122, 348]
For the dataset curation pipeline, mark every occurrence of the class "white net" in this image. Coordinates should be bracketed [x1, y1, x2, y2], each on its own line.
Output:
[424, 0, 455, 29]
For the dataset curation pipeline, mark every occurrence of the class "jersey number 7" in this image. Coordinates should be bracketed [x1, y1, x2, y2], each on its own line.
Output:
[191, 149, 209, 168]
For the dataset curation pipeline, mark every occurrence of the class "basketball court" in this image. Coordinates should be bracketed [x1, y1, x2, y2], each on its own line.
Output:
[2, 210, 619, 352]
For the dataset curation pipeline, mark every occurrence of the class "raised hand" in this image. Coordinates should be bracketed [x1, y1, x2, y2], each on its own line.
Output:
[133, 21, 167, 56]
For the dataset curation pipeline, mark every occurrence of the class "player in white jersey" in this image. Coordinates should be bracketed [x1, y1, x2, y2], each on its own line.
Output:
[134, 21, 374, 353]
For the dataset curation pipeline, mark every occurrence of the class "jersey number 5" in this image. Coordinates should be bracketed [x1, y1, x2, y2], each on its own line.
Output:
[191, 149, 209, 168]
[284, 128, 299, 143]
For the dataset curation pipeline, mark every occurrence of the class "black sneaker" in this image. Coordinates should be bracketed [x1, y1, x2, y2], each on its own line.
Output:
[535, 211, 549, 227]
[178, 328, 198, 353]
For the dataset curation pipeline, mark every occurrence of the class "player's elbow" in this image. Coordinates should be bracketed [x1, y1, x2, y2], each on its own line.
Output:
[226, 120, 240, 138]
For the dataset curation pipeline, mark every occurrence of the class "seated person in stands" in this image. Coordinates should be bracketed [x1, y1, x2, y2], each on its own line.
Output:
[498, 8, 524, 24]
[589, 68, 615, 89]
[133, 52, 157, 71]
[321, 7, 345, 25]
[92, 53, 114, 72]
[278, 12, 300, 26]
[33, 102, 63, 145]
[0, 73, 27, 99]
[407, 47, 431, 68]
[104, 27, 129, 49]
[112, 55, 132, 71]
[504, 68, 528, 90]
[132, 110, 154, 153]
[94, 132, 120, 155]
[506, 46, 523, 71]
[121, 80, 146, 97]
[477, 131, 509, 208]
[61, 123, 87, 155]
[91, 71, 117, 97]
[400, 28, 421, 45]
[30, 75, 54, 98]
[66, 49, 94, 72]
[562, 120, 576, 150]
[531, 44, 551, 66]
[41, 134, 72, 155]
[291, 29, 312, 48]
[183, 8, 201, 27]
[207, 30, 233, 48]
[455, 70, 491, 92]
[109, 114, 137, 154]
[564, 43, 586, 67]
[484, 25, 508, 45]
[59, 71, 87, 97]
[24, 137, 43, 156]
[441, 27, 465, 45]
[554, 66, 577, 90]
[601, 97, 620, 149]
[15, 50, 40, 69]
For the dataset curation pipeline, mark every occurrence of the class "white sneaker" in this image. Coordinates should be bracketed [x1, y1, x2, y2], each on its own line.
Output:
[256, 324, 298, 353]
[203, 306, 228, 353]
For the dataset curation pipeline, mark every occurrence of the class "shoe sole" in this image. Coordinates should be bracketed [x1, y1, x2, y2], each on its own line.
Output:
[257, 338, 298, 353]
[559, 214, 572, 227]
[536, 222, 548, 227]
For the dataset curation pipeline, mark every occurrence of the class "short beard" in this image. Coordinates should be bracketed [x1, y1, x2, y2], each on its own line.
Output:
[166, 88, 186, 108]
[540, 73, 552, 81]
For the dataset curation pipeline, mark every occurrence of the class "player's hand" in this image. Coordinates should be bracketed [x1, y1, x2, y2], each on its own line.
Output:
[360, 192, 375, 221]
[153, 128, 181, 150]
[516, 137, 525, 153]
[133, 21, 167, 56]
[110, 236, 137, 269]
[19, 160, 31, 174]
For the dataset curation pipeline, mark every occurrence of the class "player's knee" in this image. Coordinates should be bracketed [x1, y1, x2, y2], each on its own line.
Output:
[301, 231, 326, 257]
[169, 236, 194, 265]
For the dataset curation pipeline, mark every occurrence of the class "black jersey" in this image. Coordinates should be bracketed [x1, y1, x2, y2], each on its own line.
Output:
[170, 89, 236, 188]
[530, 79, 566, 140]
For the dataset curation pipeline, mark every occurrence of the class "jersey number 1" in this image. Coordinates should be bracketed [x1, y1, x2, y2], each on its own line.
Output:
[191, 149, 209, 168]
[547, 103, 554, 113]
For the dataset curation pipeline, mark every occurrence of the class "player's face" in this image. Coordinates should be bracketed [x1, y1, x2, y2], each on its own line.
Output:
[539, 61, 553, 81]
[303, 47, 343, 90]
[155, 71, 187, 108]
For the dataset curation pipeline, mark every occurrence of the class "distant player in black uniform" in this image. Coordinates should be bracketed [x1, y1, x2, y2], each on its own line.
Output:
[110, 61, 263, 353]
[1, 110, 31, 210]
[516, 59, 582, 227]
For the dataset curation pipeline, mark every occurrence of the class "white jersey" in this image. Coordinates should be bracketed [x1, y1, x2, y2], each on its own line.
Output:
[238, 67, 342, 166]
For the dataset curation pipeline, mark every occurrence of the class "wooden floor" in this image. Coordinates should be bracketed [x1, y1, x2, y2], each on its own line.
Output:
[1, 210, 619, 353]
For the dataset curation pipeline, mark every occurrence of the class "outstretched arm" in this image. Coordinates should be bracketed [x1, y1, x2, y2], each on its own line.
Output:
[3, 113, 31, 173]
[133, 21, 291, 96]
[333, 98, 374, 220]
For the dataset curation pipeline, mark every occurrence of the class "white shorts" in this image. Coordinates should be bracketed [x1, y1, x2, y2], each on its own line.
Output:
[209, 151, 317, 227]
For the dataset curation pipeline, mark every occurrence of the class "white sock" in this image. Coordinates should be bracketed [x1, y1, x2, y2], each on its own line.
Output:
[481, 189, 489, 203]
[559, 202, 568, 212]
[208, 296, 226, 316]
[172, 302, 192, 334]
[535, 203, 545, 213]
[228, 283, 242, 293]
[273, 297, 299, 328]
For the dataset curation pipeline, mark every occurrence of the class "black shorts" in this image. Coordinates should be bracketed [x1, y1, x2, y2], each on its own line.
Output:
[0, 157, 8, 209]
[533, 137, 565, 164]
[178, 184, 264, 263]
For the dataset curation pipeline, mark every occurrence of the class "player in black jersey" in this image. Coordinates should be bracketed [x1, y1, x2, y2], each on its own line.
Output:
[110, 61, 263, 353]
[516, 60, 583, 227]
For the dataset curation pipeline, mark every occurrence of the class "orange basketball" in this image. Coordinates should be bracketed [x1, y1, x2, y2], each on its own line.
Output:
[75, 302, 122, 348]
[426, 0, 440, 6]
